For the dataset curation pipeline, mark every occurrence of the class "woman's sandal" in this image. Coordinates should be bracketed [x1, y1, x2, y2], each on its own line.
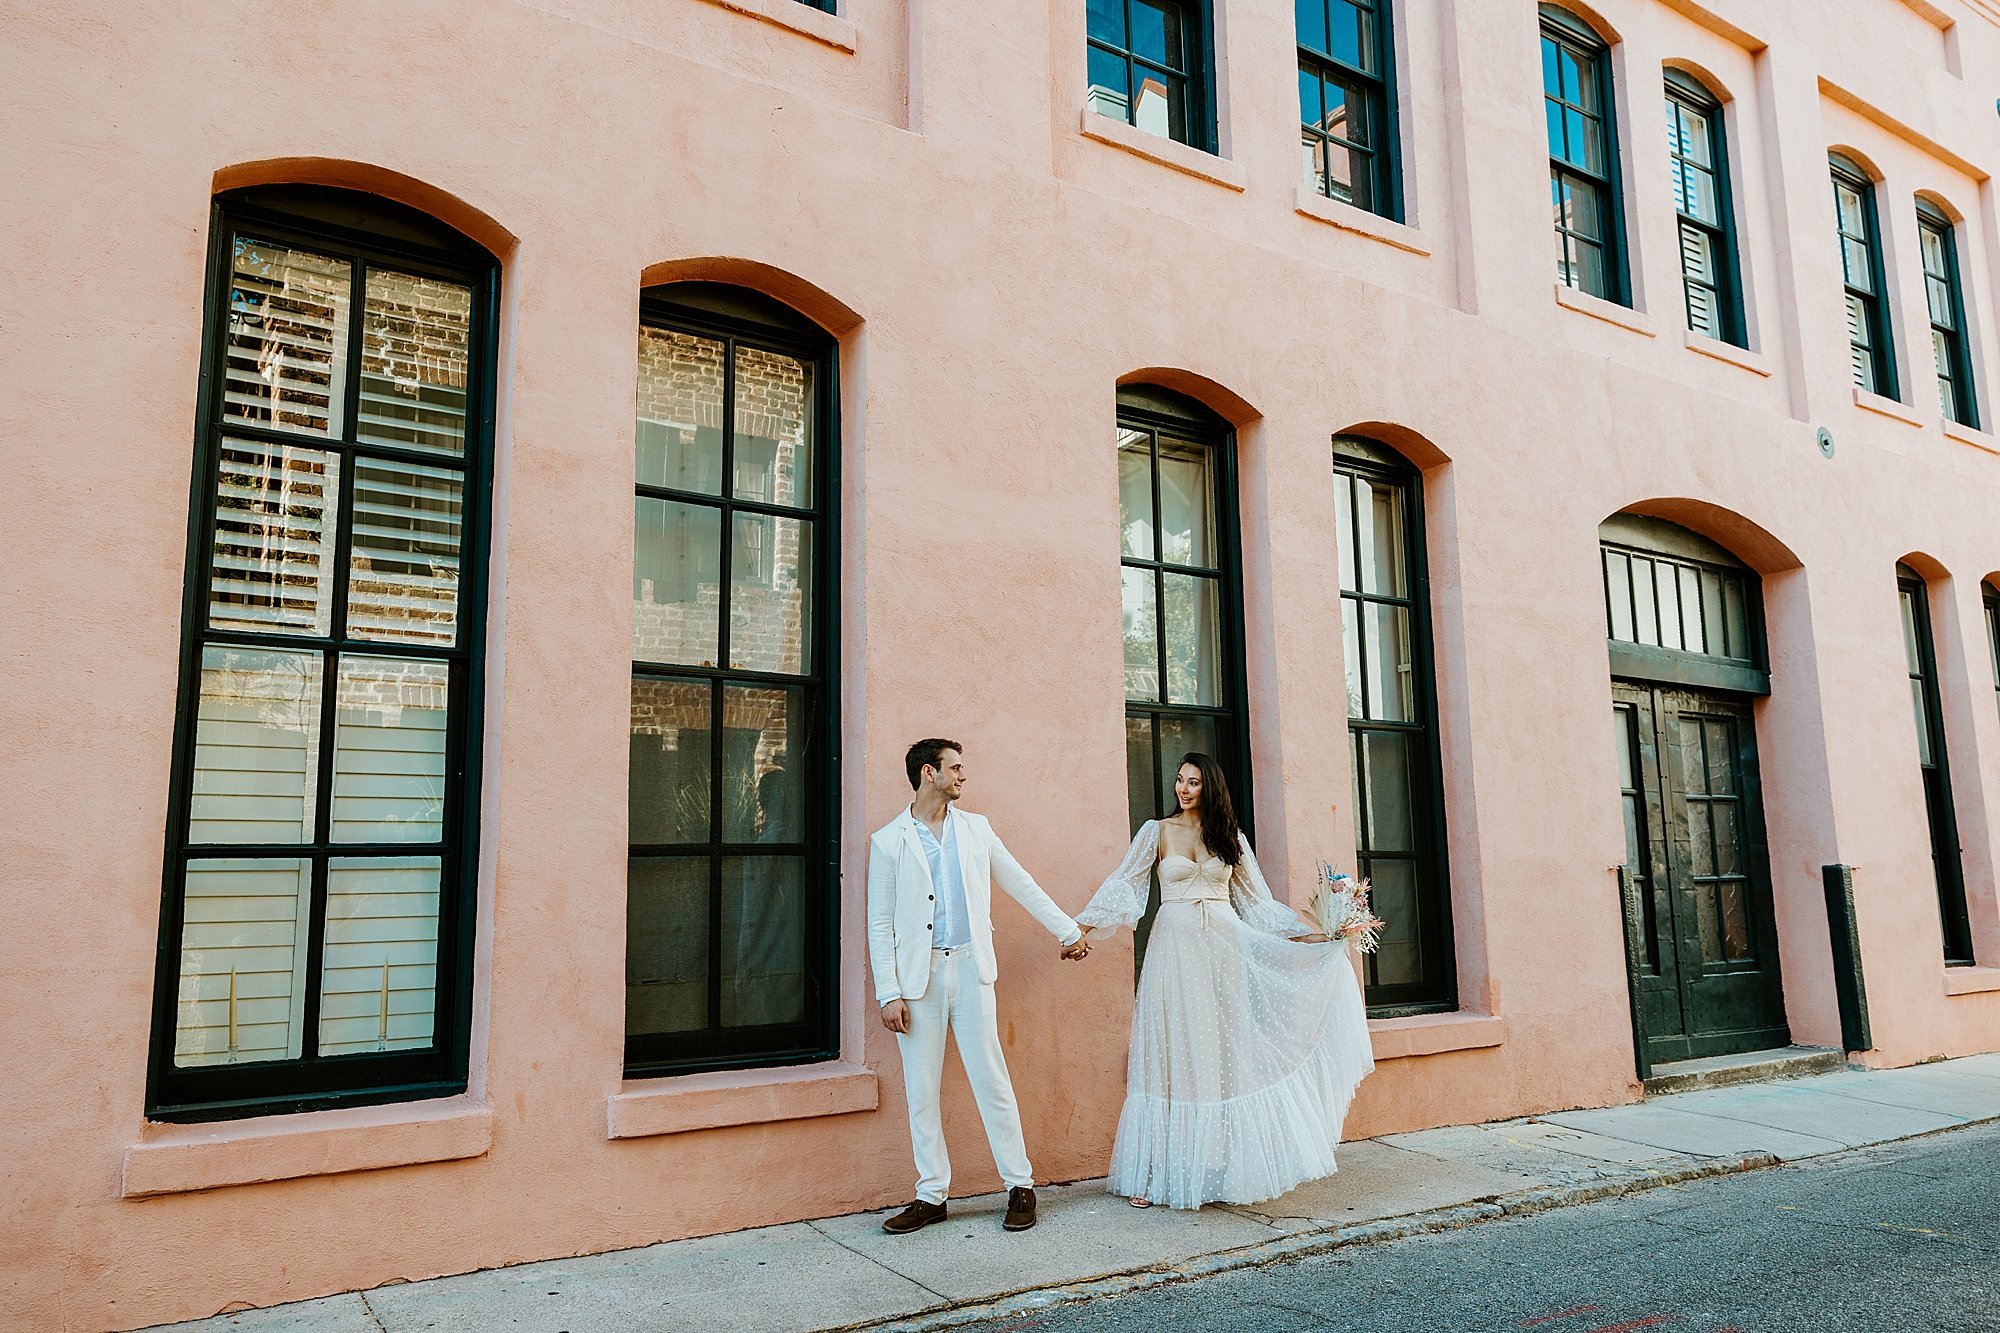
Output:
[1128, 1196, 1154, 1208]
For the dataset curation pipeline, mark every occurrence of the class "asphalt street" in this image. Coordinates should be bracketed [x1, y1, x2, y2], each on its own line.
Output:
[967, 1119, 2000, 1333]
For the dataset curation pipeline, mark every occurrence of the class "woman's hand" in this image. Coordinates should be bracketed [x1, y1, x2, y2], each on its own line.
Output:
[1296, 932, 1331, 944]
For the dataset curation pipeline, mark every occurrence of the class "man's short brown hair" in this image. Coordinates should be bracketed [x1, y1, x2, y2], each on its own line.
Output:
[905, 738, 962, 791]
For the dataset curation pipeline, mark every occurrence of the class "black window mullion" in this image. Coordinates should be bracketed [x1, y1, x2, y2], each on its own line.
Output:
[707, 679, 727, 1032]
[341, 258, 368, 455]
[709, 336, 737, 1035]
[637, 481, 809, 520]
[298, 380, 364, 1058]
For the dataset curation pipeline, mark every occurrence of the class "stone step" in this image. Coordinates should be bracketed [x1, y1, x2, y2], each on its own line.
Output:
[1643, 1045, 1846, 1097]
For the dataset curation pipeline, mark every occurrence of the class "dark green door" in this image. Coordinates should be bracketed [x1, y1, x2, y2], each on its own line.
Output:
[1613, 682, 1788, 1068]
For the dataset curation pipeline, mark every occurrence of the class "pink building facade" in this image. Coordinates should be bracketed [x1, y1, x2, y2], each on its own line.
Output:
[7, 0, 2000, 1327]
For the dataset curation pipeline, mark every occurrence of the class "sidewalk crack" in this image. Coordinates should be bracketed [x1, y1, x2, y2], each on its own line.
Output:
[804, 1221, 950, 1302]
[357, 1292, 390, 1333]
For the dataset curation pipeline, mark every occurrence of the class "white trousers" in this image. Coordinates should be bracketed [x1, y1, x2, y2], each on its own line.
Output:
[895, 946, 1034, 1204]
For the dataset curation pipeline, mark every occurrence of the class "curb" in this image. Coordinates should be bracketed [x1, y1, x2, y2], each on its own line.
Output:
[838, 1152, 1782, 1333]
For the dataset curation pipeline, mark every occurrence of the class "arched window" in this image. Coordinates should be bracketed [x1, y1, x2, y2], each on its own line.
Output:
[1664, 69, 1744, 346]
[1334, 438, 1452, 1012]
[1985, 579, 2000, 723]
[150, 185, 499, 1119]
[1832, 154, 1897, 399]
[1117, 386, 1250, 832]
[1541, 6, 1627, 305]
[1917, 199, 1978, 429]
[626, 283, 839, 1074]
[1899, 564, 1972, 964]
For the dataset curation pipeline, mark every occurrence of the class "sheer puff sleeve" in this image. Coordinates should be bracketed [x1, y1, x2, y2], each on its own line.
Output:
[1230, 835, 1318, 939]
[1076, 820, 1160, 933]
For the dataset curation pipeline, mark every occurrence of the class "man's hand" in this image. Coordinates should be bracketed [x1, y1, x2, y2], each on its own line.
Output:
[880, 1000, 910, 1033]
[1061, 937, 1091, 961]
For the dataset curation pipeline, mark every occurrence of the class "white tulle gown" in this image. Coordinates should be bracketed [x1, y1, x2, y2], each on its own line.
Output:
[1076, 820, 1375, 1209]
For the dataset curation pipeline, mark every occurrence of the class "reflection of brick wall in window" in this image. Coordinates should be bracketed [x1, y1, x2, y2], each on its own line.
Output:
[632, 584, 724, 666]
[360, 272, 472, 453]
[638, 331, 725, 438]
[734, 347, 808, 507]
[333, 659, 450, 712]
[729, 584, 807, 674]
[362, 274, 469, 392]
[630, 682, 795, 838]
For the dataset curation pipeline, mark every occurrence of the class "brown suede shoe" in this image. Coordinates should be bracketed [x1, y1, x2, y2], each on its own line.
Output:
[882, 1200, 948, 1234]
[1002, 1186, 1037, 1231]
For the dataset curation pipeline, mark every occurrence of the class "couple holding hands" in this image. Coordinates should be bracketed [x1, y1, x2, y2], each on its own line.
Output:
[866, 737, 1376, 1233]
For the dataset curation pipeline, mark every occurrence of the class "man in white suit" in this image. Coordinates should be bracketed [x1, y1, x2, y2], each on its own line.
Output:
[868, 738, 1090, 1234]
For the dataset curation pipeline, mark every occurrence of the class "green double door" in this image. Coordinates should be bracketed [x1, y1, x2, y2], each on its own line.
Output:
[1613, 682, 1788, 1070]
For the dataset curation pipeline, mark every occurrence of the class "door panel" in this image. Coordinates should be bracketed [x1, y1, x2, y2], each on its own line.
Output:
[1615, 683, 1787, 1068]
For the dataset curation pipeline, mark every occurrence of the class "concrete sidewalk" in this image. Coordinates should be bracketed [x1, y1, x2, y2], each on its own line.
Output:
[155, 1053, 2000, 1333]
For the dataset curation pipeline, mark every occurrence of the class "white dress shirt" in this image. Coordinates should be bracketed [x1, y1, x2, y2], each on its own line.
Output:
[910, 807, 972, 948]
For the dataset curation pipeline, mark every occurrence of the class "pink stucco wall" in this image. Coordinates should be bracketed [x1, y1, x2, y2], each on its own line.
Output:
[5, 0, 2000, 1328]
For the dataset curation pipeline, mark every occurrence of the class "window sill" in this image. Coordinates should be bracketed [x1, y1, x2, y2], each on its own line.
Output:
[695, 0, 856, 51]
[1292, 188, 1431, 255]
[1077, 109, 1245, 192]
[122, 1096, 491, 1199]
[1944, 966, 2000, 996]
[1554, 285, 1655, 338]
[1368, 1011, 1507, 1061]
[1682, 329, 1771, 377]
[1942, 418, 1999, 454]
[1852, 386, 1923, 427]
[607, 1061, 878, 1139]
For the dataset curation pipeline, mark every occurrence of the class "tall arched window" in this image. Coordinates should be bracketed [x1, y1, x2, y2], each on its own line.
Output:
[626, 283, 839, 1075]
[1917, 199, 1978, 429]
[1985, 579, 2000, 723]
[1832, 154, 1897, 398]
[1333, 437, 1453, 1012]
[1118, 386, 1250, 833]
[1899, 563, 1972, 964]
[1664, 68, 1744, 346]
[149, 186, 499, 1120]
[1542, 5, 1627, 305]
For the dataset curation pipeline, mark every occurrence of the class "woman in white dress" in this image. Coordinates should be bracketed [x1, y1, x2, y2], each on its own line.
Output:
[1076, 753, 1374, 1210]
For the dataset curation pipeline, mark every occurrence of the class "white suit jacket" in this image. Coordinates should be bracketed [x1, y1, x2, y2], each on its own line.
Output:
[867, 807, 1081, 1006]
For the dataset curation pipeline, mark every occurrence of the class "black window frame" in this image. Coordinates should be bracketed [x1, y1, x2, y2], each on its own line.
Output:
[1832, 154, 1899, 400]
[625, 283, 842, 1078]
[1334, 437, 1455, 1014]
[1899, 564, 1973, 966]
[1917, 199, 1979, 430]
[1117, 386, 1252, 826]
[1086, 0, 1218, 155]
[1118, 386, 1252, 981]
[1541, 5, 1628, 306]
[147, 186, 500, 1122]
[1599, 514, 1769, 697]
[1296, 0, 1402, 221]
[1986, 581, 2000, 725]
[1664, 69, 1746, 348]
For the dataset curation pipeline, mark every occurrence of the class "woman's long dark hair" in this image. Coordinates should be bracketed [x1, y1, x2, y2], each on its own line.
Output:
[1177, 752, 1242, 867]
